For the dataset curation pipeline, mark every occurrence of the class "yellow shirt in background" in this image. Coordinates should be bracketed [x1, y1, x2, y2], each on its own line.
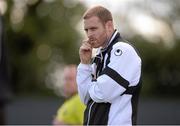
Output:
[56, 94, 85, 125]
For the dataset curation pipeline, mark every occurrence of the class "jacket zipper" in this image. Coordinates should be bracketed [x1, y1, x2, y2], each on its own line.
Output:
[87, 101, 95, 126]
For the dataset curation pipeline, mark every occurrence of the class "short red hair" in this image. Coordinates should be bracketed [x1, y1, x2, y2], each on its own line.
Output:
[83, 6, 113, 24]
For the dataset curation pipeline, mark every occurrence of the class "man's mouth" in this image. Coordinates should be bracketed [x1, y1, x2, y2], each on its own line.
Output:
[89, 39, 97, 45]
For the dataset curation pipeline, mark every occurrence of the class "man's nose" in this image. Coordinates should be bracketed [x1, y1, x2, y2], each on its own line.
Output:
[87, 31, 93, 39]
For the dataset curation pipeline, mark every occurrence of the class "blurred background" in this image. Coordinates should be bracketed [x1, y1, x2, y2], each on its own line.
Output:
[1, 0, 180, 125]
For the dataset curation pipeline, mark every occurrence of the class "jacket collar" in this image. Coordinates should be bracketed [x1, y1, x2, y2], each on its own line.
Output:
[101, 29, 121, 52]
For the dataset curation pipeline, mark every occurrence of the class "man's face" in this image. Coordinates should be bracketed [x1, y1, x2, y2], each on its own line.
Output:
[84, 16, 109, 48]
[63, 67, 77, 97]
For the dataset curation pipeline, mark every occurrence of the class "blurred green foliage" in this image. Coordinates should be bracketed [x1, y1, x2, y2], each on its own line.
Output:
[133, 37, 180, 97]
[4, 0, 85, 95]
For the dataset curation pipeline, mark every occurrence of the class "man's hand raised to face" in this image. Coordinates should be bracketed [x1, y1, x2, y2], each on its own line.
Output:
[79, 40, 93, 64]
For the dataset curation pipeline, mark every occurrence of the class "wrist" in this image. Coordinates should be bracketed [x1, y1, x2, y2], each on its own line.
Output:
[80, 60, 91, 64]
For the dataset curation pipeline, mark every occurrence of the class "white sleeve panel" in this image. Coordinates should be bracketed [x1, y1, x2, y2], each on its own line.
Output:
[88, 42, 141, 103]
[76, 63, 92, 104]
[109, 42, 142, 86]
[89, 75, 126, 103]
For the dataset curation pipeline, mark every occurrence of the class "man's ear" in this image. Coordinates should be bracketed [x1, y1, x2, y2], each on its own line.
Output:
[105, 21, 114, 32]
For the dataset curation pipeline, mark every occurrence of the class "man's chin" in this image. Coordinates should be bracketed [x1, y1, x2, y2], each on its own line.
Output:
[91, 44, 99, 48]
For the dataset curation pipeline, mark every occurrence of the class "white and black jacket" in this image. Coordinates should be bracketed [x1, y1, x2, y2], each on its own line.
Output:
[77, 30, 142, 125]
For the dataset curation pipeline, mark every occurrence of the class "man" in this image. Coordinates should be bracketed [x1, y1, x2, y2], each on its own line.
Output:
[53, 65, 85, 125]
[76, 6, 142, 125]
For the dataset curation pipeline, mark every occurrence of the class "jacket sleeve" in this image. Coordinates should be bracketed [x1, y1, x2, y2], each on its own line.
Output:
[76, 64, 92, 104]
[77, 42, 141, 104]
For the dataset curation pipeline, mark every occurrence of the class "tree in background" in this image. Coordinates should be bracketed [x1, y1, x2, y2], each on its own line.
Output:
[4, 0, 85, 95]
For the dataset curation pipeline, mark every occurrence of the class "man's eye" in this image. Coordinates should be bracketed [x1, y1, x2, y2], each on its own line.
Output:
[84, 29, 88, 32]
[91, 28, 96, 31]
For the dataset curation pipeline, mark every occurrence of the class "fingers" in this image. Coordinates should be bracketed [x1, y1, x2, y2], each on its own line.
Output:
[79, 40, 92, 64]
[86, 38, 97, 47]
[81, 40, 92, 52]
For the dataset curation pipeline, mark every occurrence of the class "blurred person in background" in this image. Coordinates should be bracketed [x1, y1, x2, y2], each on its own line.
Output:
[52, 65, 85, 125]
[0, 15, 12, 124]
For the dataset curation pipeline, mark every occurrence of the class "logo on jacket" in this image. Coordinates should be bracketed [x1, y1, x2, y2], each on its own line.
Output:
[114, 49, 122, 56]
